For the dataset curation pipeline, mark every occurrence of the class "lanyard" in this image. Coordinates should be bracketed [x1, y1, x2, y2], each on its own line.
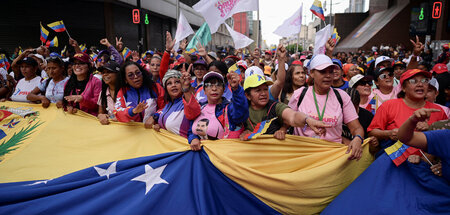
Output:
[312, 86, 329, 121]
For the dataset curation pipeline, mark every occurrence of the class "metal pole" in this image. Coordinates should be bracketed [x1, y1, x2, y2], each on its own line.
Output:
[137, 0, 142, 54]
[330, 0, 332, 26]
[176, 0, 180, 28]
[257, 9, 260, 49]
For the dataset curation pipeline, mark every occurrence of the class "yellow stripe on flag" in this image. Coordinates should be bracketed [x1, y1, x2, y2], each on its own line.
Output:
[385, 141, 403, 155]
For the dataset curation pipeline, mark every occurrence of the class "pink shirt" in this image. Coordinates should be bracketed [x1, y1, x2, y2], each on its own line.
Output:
[371, 85, 401, 110]
[288, 86, 359, 143]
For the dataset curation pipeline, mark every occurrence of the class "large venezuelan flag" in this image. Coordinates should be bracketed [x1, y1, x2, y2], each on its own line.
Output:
[0, 102, 374, 214]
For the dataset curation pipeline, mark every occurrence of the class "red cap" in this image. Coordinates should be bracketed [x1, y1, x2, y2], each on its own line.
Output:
[265, 50, 271, 55]
[400, 69, 432, 86]
[292, 60, 303, 66]
[432, 63, 448, 74]
[72, 52, 91, 63]
[443, 44, 449, 50]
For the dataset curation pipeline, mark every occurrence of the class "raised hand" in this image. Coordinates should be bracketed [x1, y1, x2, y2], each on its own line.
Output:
[165, 31, 176, 52]
[100, 38, 112, 47]
[227, 71, 240, 91]
[115, 37, 123, 51]
[179, 39, 188, 51]
[276, 44, 287, 61]
[410, 108, 441, 123]
[410, 35, 424, 57]
[181, 64, 192, 90]
[196, 43, 207, 57]
[69, 38, 78, 47]
[325, 37, 336, 57]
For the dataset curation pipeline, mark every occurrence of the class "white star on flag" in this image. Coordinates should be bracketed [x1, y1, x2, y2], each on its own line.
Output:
[94, 161, 117, 179]
[132, 164, 169, 195]
[25, 179, 53, 186]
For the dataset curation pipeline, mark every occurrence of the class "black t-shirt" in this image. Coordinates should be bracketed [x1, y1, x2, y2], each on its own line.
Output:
[342, 107, 374, 140]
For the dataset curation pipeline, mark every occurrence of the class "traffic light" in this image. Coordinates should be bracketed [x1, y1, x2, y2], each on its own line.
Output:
[432, 2, 442, 19]
[132, 9, 140, 24]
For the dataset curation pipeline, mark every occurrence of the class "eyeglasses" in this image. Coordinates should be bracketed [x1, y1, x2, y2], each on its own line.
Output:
[204, 82, 223, 88]
[150, 63, 160, 67]
[407, 78, 429, 85]
[379, 73, 393, 80]
[127, 71, 142, 79]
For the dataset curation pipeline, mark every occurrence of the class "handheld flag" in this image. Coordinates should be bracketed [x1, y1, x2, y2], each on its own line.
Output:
[185, 48, 197, 54]
[331, 28, 341, 45]
[174, 10, 195, 51]
[384, 141, 420, 167]
[193, 0, 259, 33]
[186, 23, 212, 50]
[90, 53, 98, 62]
[314, 24, 331, 54]
[47, 21, 66, 33]
[273, 4, 303, 37]
[310, 0, 325, 21]
[18, 46, 23, 56]
[79, 44, 87, 53]
[243, 117, 278, 140]
[225, 23, 254, 49]
[228, 63, 241, 75]
[45, 36, 58, 48]
[0, 54, 10, 71]
[60, 45, 67, 56]
[121, 47, 132, 59]
[40, 22, 49, 43]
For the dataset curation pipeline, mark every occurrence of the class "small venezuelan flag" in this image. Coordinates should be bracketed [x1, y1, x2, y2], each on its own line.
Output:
[79, 44, 87, 53]
[331, 28, 341, 45]
[60, 45, 67, 56]
[47, 20, 66, 33]
[40, 22, 49, 43]
[18, 46, 23, 56]
[122, 47, 132, 59]
[228, 63, 241, 75]
[90, 53, 98, 62]
[0, 54, 10, 71]
[244, 117, 277, 140]
[384, 141, 420, 167]
[45, 36, 58, 48]
[310, 0, 325, 21]
[185, 48, 197, 54]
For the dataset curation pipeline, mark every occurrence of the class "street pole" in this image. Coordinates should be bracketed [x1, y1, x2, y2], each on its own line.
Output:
[176, 0, 179, 28]
[257, 9, 260, 49]
[137, 0, 142, 54]
[330, 0, 332, 26]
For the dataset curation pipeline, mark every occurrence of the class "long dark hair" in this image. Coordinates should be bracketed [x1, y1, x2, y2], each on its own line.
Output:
[117, 61, 157, 99]
[208, 60, 228, 83]
[63, 62, 93, 106]
[281, 64, 306, 102]
[100, 73, 119, 109]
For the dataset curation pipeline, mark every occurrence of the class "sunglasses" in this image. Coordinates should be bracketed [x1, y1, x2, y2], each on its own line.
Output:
[407, 78, 429, 85]
[204, 82, 223, 88]
[356, 81, 372, 86]
[378, 73, 393, 80]
[127, 71, 142, 79]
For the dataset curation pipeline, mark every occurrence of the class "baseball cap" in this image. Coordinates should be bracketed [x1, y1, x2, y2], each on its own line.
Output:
[265, 50, 272, 55]
[300, 55, 307, 60]
[400, 69, 432, 86]
[98, 61, 121, 73]
[349, 74, 373, 88]
[244, 74, 273, 91]
[236, 60, 248, 70]
[306, 54, 339, 71]
[374, 56, 393, 68]
[393, 61, 406, 68]
[17, 57, 38, 67]
[332, 59, 343, 69]
[443, 44, 449, 50]
[162, 69, 182, 88]
[292, 60, 303, 66]
[264, 66, 272, 76]
[203, 71, 224, 84]
[245, 66, 264, 79]
[432, 63, 448, 74]
[72, 52, 91, 63]
[208, 52, 218, 60]
[428, 77, 439, 91]
[193, 59, 207, 67]
[374, 67, 394, 79]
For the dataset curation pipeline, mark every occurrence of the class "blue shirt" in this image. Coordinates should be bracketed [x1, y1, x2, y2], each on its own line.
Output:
[425, 129, 450, 181]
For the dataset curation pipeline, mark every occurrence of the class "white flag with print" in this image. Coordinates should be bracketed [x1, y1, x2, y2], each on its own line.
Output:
[314, 24, 331, 55]
[273, 4, 303, 37]
[174, 11, 195, 51]
[193, 0, 259, 33]
[225, 24, 254, 49]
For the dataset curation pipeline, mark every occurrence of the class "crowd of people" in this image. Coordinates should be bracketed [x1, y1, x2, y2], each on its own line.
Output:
[1, 32, 449, 179]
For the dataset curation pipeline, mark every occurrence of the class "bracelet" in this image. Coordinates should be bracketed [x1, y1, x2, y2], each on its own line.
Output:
[354, 134, 364, 144]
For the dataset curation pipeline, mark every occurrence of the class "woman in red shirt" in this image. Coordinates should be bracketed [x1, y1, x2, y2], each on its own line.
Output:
[368, 69, 448, 152]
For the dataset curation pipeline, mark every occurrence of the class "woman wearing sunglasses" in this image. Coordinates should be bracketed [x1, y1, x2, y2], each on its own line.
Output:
[370, 67, 401, 113]
[114, 61, 165, 125]
[349, 74, 375, 114]
[27, 56, 68, 108]
[368, 69, 448, 153]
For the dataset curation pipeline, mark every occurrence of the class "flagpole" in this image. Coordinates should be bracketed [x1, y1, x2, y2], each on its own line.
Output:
[256, 2, 260, 49]
[176, 0, 180, 29]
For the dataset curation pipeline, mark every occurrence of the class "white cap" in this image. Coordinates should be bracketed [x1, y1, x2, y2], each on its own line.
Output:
[349, 74, 372, 88]
[245, 66, 264, 79]
[208, 52, 218, 60]
[374, 56, 393, 68]
[275, 63, 288, 71]
[29, 53, 47, 66]
[306, 54, 338, 71]
[429, 77, 439, 91]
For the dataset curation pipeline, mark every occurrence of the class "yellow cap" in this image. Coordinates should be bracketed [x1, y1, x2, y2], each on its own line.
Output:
[244, 74, 273, 91]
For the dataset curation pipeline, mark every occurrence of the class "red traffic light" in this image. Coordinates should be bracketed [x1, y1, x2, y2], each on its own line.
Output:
[432, 2, 442, 19]
[132, 9, 140, 23]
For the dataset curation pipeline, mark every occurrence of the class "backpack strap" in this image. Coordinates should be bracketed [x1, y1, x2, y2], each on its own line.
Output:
[296, 87, 308, 109]
[332, 88, 343, 110]
[266, 100, 277, 118]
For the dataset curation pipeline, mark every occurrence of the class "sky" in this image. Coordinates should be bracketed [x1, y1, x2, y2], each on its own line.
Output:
[259, 0, 369, 45]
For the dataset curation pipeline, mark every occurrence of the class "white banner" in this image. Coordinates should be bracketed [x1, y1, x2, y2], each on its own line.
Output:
[174, 11, 195, 51]
[314, 24, 331, 55]
[273, 4, 303, 37]
[193, 0, 259, 33]
[225, 24, 254, 49]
